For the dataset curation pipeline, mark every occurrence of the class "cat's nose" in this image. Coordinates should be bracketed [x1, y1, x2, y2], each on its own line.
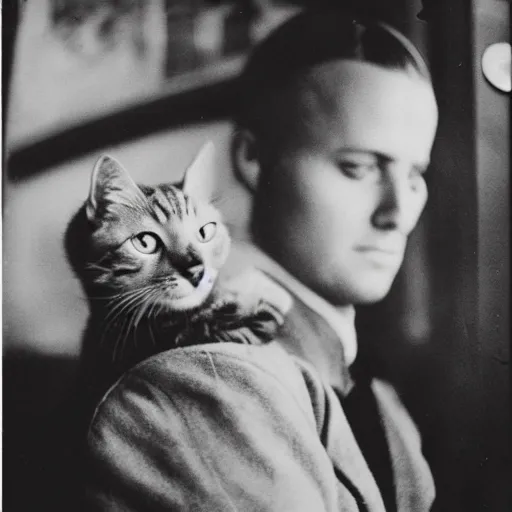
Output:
[182, 264, 205, 287]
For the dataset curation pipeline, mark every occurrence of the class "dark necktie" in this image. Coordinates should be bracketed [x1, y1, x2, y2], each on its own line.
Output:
[338, 362, 398, 512]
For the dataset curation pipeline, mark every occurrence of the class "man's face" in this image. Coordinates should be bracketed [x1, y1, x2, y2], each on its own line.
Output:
[252, 60, 438, 305]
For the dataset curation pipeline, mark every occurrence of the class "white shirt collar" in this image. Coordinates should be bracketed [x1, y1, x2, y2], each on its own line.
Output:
[229, 241, 358, 366]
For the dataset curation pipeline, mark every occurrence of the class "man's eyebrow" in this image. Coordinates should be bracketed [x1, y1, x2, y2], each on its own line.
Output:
[334, 148, 386, 160]
[336, 148, 430, 169]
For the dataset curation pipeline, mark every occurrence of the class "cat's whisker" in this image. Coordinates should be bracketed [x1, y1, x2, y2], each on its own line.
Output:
[108, 286, 152, 303]
[112, 315, 132, 362]
[148, 316, 157, 347]
[132, 291, 157, 330]
[111, 284, 154, 299]
[104, 294, 139, 313]
[114, 295, 149, 357]
[115, 319, 130, 359]
[87, 289, 146, 307]
[104, 295, 149, 341]
[102, 312, 127, 350]
[123, 296, 152, 353]
[143, 292, 160, 322]
[123, 313, 138, 354]
[151, 290, 170, 319]
[102, 300, 139, 345]
[108, 288, 157, 358]
[148, 297, 160, 320]
[105, 287, 154, 321]
[112, 297, 139, 320]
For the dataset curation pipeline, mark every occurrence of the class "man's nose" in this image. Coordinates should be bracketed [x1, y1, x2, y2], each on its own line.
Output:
[371, 172, 413, 233]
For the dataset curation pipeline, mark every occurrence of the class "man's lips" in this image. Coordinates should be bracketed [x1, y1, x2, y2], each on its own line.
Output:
[355, 245, 403, 255]
[354, 245, 404, 266]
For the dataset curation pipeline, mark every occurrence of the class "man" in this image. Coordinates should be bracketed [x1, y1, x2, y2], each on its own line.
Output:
[85, 9, 438, 511]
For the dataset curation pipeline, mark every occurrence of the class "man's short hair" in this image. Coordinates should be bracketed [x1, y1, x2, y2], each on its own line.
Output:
[234, 8, 430, 139]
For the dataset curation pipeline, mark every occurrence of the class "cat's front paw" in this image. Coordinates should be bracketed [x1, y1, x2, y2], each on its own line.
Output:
[245, 300, 285, 340]
[220, 268, 292, 317]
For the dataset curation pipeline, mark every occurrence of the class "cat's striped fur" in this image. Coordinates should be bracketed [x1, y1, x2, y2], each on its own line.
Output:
[65, 144, 283, 404]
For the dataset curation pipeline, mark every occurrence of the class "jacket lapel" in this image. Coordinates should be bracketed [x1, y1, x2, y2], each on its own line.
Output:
[372, 380, 435, 511]
[277, 288, 387, 511]
[273, 283, 353, 394]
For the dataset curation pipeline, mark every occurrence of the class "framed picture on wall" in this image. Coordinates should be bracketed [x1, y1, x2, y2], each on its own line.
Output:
[6, 0, 300, 177]
[163, 0, 300, 89]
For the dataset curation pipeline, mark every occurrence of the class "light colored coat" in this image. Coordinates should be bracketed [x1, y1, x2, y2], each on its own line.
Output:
[85, 340, 434, 511]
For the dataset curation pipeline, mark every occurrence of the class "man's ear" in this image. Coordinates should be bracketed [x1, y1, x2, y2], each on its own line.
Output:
[231, 128, 261, 193]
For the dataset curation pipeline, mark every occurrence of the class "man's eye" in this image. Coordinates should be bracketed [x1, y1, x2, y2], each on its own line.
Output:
[411, 165, 428, 178]
[409, 166, 428, 191]
[338, 161, 375, 179]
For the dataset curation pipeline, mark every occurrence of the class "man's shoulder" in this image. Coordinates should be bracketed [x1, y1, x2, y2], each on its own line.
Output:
[89, 342, 320, 432]
[85, 342, 341, 512]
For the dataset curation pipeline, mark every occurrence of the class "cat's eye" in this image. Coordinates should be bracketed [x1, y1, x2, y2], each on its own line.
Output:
[197, 222, 217, 243]
[131, 232, 160, 254]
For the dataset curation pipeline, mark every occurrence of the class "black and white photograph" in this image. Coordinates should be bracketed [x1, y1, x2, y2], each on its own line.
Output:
[2, 0, 510, 510]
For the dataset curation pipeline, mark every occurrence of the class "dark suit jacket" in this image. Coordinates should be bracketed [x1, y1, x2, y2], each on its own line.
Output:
[85, 285, 434, 511]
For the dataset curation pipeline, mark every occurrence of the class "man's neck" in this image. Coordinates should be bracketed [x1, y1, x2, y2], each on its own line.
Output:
[229, 239, 358, 368]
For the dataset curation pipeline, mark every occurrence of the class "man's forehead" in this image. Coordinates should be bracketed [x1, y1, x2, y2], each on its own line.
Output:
[300, 60, 435, 115]
[291, 60, 438, 160]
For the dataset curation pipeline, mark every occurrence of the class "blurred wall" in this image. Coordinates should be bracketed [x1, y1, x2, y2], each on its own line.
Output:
[7, 0, 167, 147]
[473, 0, 510, 508]
[414, 1, 510, 510]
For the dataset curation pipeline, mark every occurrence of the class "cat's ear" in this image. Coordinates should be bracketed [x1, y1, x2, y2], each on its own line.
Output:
[86, 155, 146, 222]
[181, 141, 217, 202]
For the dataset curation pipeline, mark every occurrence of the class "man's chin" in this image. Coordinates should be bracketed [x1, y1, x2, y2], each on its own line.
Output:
[323, 279, 395, 306]
[355, 280, 396, 304]
[352, 290, 391, 305]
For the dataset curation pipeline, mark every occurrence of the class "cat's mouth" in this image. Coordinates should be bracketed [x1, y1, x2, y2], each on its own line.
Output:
[155, 271, 217, 312]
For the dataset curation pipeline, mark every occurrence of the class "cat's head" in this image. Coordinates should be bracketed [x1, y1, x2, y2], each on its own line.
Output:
[66, 142, 230, 313]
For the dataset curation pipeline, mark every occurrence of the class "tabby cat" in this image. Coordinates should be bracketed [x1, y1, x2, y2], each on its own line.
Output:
[65, 143, 283, 401]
